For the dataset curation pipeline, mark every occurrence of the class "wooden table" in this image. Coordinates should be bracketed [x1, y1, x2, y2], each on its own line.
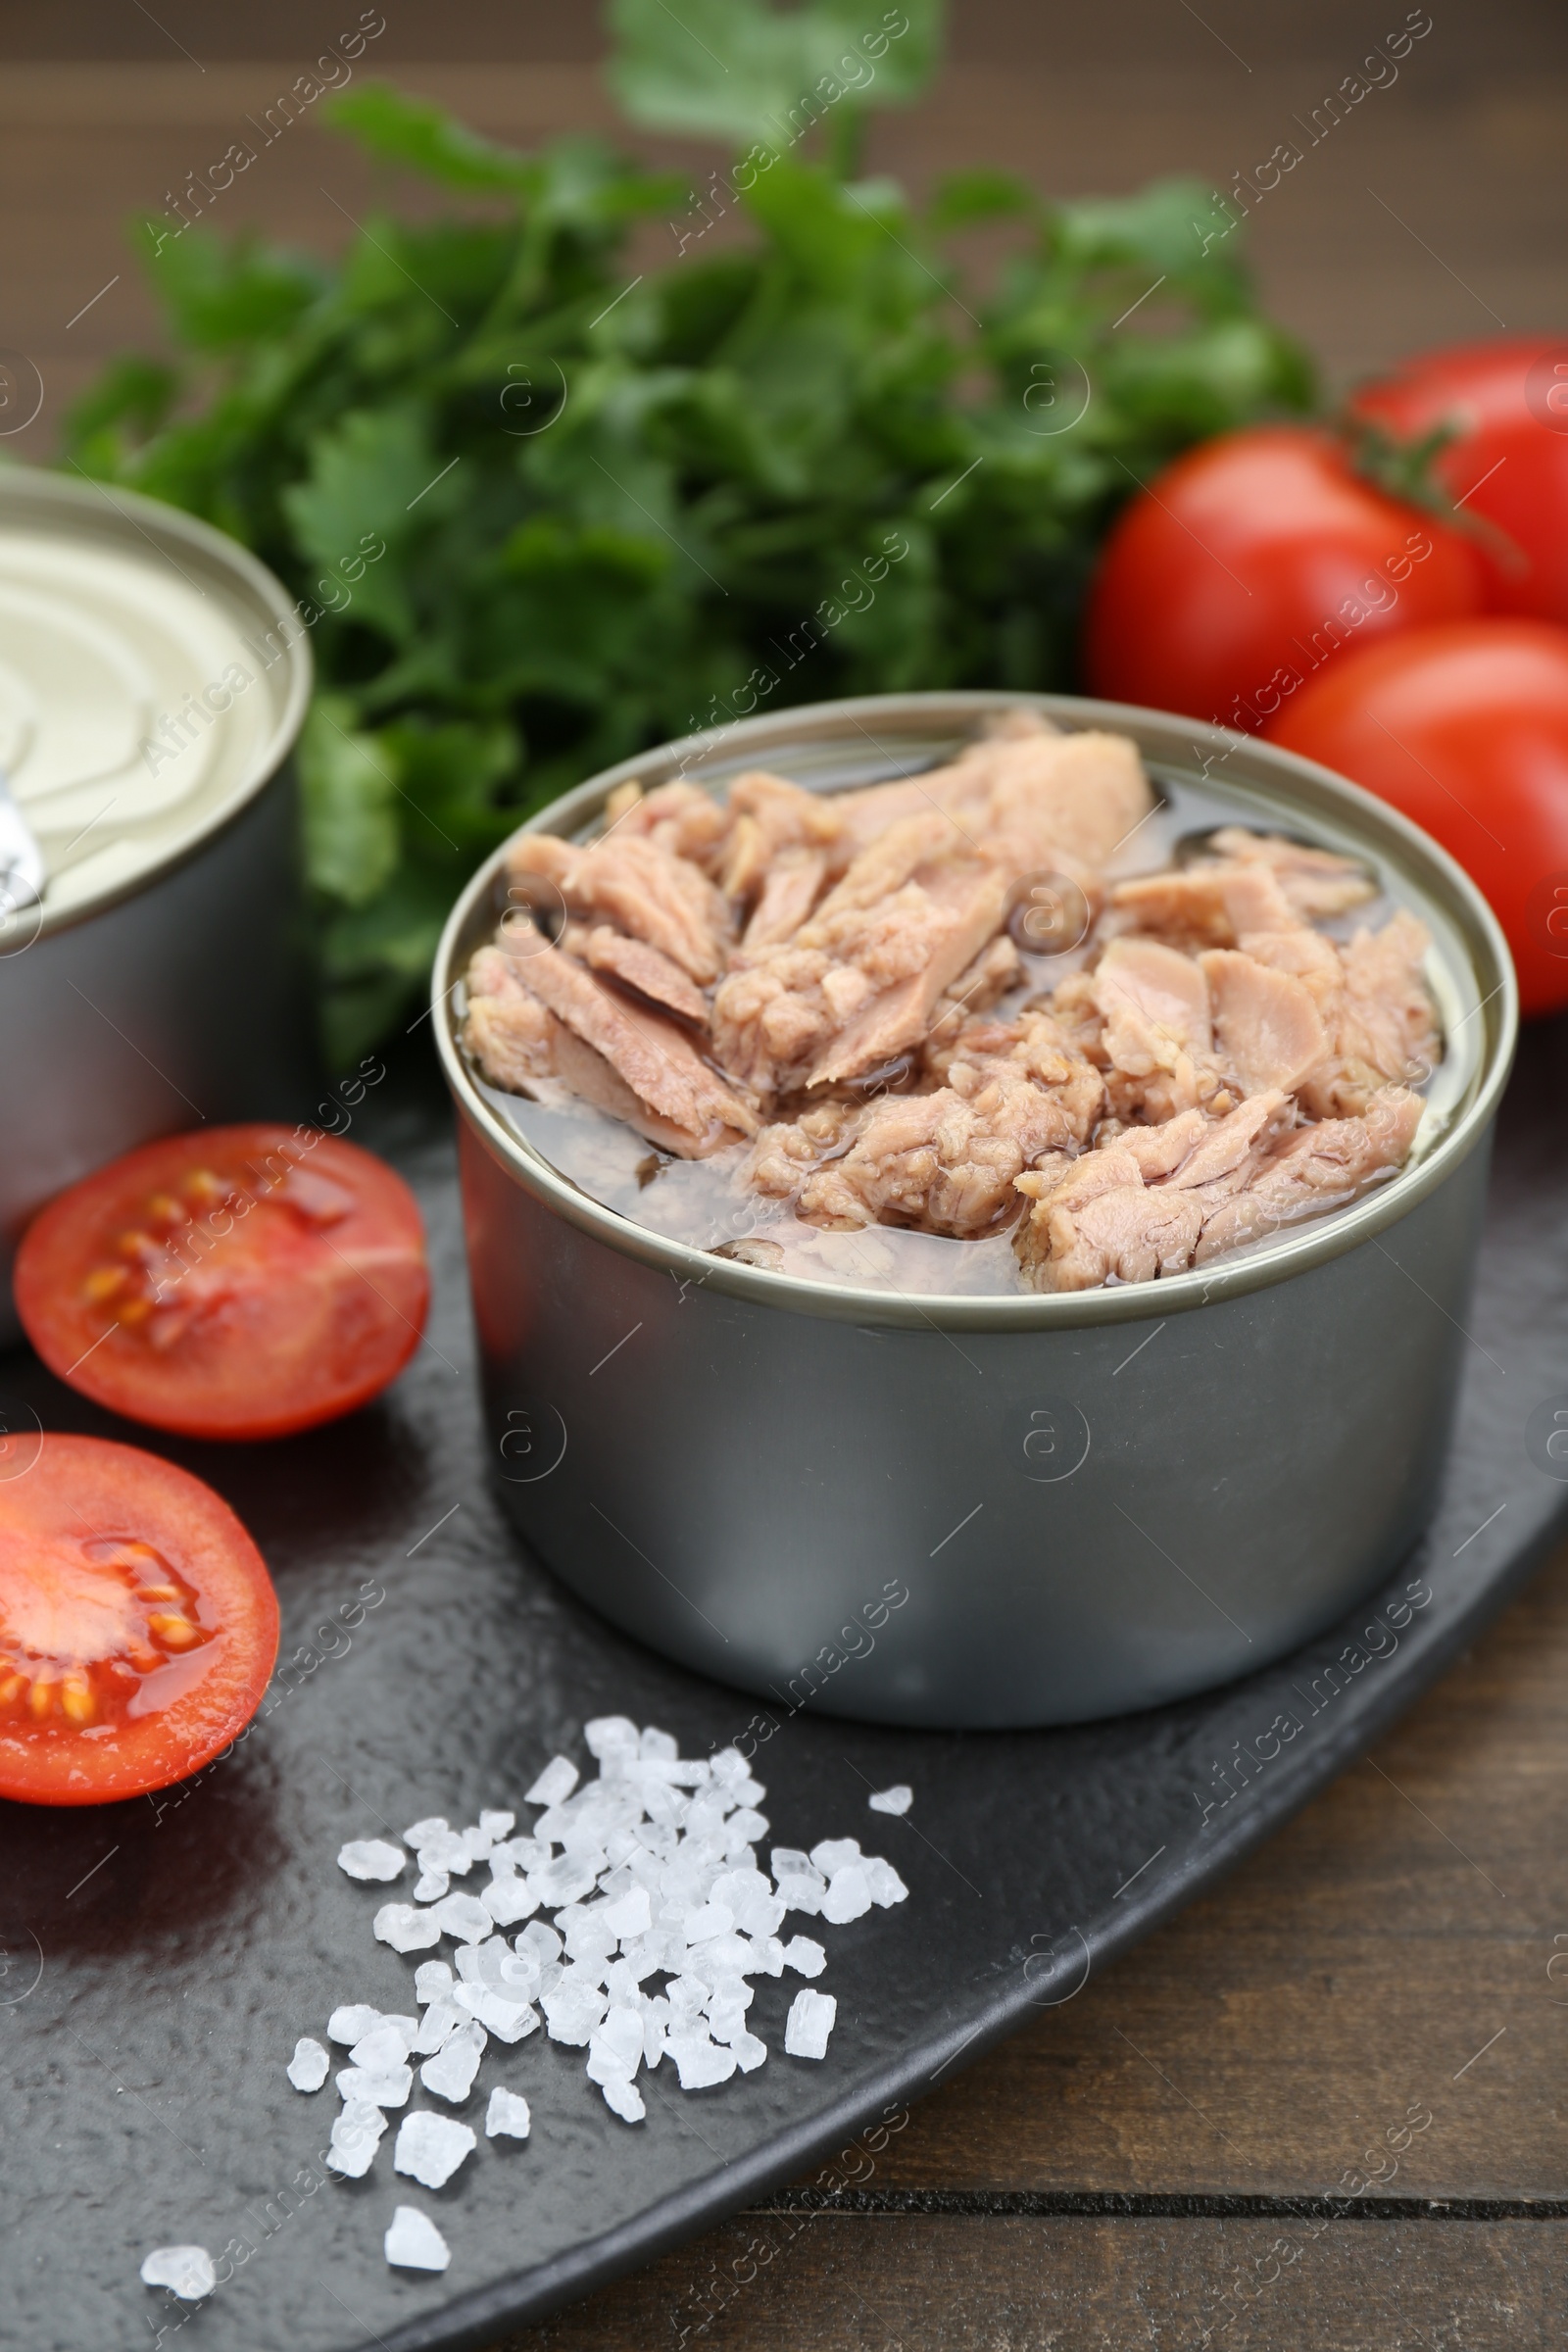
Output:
[4, 13, 1566, 2342]
[522, 1540, 1568, 2348]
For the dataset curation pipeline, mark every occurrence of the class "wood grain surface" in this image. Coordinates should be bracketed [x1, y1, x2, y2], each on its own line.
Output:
[4, 12, 1565, 2343]
[4, 19, 1567, 446]
[504, 1535, 1568, 2348]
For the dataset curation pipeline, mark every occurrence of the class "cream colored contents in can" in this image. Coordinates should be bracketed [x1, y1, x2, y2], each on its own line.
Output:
[463, 715, 1441, 1296]
[0, 527, 285, 916]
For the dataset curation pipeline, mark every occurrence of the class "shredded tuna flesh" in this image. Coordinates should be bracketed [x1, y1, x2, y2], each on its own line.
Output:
[584, 927, 710, 1027]
[461, 714, 1441, 1286]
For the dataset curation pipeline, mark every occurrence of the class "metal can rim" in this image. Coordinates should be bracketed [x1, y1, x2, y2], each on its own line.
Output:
[0, 464, 313, 939]
[434, 689, 1518, 1333]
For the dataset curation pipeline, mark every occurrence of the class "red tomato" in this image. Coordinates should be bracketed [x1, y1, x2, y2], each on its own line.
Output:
[1351, 337, 1568, 623]
[1265, 619, 1568, 1016]
[1082, 425, 1483, 730]
[0, 1434, 278, 1805]
[15, 1125, 428, 1442]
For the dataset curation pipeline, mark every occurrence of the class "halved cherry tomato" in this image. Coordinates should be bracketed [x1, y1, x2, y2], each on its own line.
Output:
[1082, 424, 1483, 730]
[0, 1434, 278, 1805]
[1350, 336, 1568, 623]
[1265, 618, 1568, 1016]
[14, 1126, 428, 1442]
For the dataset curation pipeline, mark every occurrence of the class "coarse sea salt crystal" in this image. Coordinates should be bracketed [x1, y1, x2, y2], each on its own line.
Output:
[524, 1754, 579, 1807]
[665, 1976, 707, 2023]
[385, 2205, 450, 2273]
[599, 1885, 653, 1940]
[416, 1997, 466, 2057]
[496, 1835, 550, 1873]
[770, 1855, 826, 1916]
[335, 2064, 413, 2109]
[686, 1933, 752, 1984]
[784, 1989, 837, 2061]
[457, 1986, 539, 2043]
[529, 1853, 599, 1910]
[542, 1979, 609, 2047]
[482, 1875, 537, 1928]
[587, 2006, 644, 2077]
[414, 1828, 473, 1876]
[308, 1715, 916, 2223]
[327, 2002, 383, 2045]
[528, 1800, 575, 1846]
[642, 1996, 671, 2068]
[558, 1950, 609, 1997]
[601, 2075, 646, 2123]
[863, 1857, 909, 1908]
[374, 1903, 443, 1954]
[337, 1838, 407, 1883]
[714, 1878, 784, 1939]
[351, 2021, 413, 2069]
[821, 1866, 873, 1926]
[562, 1909, 616, 1965]
[460, 1936, 538, 1998]
[666, 2031, 736, 2090]
[584, 1715, 639, 1765]
[395, 2110, 476, 2189]
[139, 2246, 215, 2300]
[287, 2037, 329, 2092]
[678, 1898, 733, 1944]
[327, 2101, 388, 2178]
[623, 1928, 679, 1981]
[331, 2096, 388, 2143]
[421, 2020, 487, 2102]
[498, 1952, 545, 2004]
[430, 1892, 492, 1945]
[486, 2084, 532, 2139]
[705, 1985, 753, 2038]
[868, 1785, 912, 1816]
[604, 1957, 646, 2005]
[809, 1838, 862, 1878]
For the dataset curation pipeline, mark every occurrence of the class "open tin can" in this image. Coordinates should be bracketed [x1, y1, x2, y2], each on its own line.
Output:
[435, 693, 1516, 1730]
[0, 466, 313, 1343]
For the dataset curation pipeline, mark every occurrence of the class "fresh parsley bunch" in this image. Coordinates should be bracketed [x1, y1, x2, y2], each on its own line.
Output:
[64, 0, 1311, 1059]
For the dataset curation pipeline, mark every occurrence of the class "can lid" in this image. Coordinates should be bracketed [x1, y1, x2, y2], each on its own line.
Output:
[0, 467, 310, 927]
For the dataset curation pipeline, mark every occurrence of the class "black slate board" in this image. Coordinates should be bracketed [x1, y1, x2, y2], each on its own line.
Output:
[3, 1012, 1567, 2352]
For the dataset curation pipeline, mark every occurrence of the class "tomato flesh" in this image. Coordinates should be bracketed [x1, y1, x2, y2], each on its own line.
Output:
[0, 1435, 279, 1805]
[1265, 617, 1568, 1016]
[14, 1125, 428, 1441]
[1082, 424, 1483, 730]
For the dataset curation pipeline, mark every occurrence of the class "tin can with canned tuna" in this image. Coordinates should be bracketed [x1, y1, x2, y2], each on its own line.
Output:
[0, 466, 314, 1342]
[435, 691, 1516, 1729]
